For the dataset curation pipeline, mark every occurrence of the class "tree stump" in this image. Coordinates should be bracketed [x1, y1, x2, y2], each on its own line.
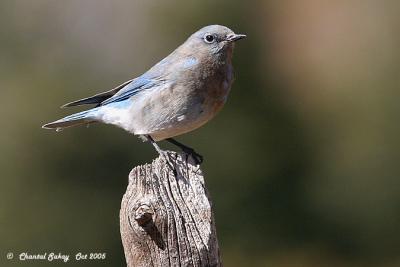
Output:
[120, 152, 222, 267]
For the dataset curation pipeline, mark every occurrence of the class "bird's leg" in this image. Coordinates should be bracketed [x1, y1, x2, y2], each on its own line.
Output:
[166, 138, 203, 164]
[146, 135, 164, 155]
[145, 135, 175, 171]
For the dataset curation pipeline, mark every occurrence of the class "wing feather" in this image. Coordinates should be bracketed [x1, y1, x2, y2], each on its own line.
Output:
[100, 76, 162, 105]
[61, 79, 133, 108]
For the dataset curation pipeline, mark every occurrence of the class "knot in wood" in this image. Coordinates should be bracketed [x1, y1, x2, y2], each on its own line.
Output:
[134, 204, 154, 227]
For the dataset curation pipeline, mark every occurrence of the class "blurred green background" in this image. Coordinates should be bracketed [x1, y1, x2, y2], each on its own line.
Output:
[1, 1, 400, 266]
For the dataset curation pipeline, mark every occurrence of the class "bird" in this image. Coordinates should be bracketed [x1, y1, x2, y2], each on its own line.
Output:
[42, 25, 246, 164]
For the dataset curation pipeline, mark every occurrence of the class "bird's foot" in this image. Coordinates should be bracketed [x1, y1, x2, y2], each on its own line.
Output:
[158, 151, 176, 173]
[181, 147, 203, 165]
[165, 138, 203, 165]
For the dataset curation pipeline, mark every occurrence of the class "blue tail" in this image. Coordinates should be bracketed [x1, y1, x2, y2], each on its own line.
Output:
[42, 108, 100, 130]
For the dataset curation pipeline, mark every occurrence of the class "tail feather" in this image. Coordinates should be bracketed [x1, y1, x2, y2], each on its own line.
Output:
[42, 108, 99, 130]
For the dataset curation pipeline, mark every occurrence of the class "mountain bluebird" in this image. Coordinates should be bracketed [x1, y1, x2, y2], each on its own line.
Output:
[43, 25, 246, 163]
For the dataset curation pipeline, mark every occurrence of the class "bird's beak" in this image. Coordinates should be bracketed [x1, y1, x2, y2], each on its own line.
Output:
[226, 33, 247, 42]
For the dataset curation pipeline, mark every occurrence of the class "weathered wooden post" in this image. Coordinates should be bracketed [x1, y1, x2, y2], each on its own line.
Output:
[120, 152, 222, 267]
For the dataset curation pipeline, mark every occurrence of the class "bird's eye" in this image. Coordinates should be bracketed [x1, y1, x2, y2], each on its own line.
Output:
[204, 33, 215, 44]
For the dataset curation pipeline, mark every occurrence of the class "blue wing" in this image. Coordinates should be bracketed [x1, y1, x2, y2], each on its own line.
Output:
[61, 79, 133, 108]
[61, 73, 163, 108]
[100, 75, 162, 106]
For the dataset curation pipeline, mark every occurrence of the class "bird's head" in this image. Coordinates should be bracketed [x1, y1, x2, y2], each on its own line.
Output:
[185, 25, 246, 58]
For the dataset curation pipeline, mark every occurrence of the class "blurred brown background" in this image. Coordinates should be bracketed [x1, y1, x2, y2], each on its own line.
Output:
[1, 1, 400, 266]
